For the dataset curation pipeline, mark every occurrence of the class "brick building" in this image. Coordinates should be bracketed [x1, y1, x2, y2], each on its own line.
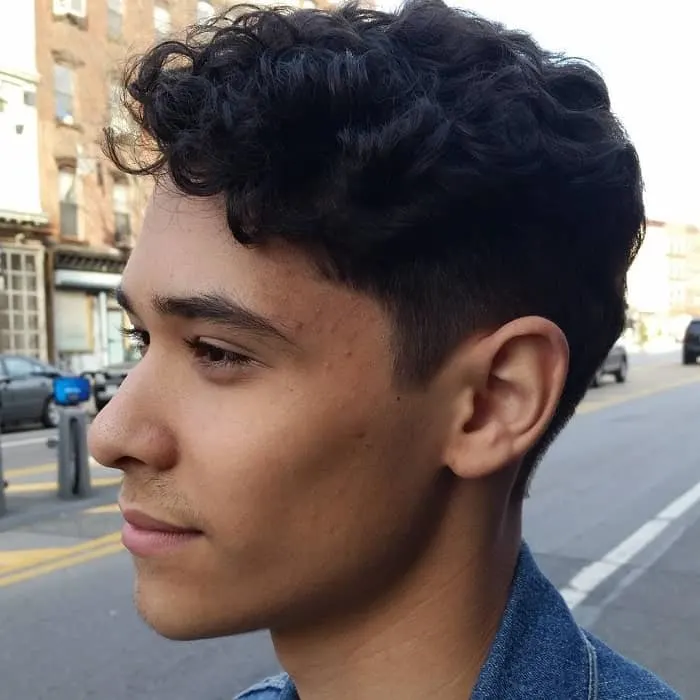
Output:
[36, 0, 223, 371]
[37, 0, 337, 372]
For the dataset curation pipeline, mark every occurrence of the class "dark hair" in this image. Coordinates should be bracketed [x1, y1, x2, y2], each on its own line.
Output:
[105, 0, 644, 496]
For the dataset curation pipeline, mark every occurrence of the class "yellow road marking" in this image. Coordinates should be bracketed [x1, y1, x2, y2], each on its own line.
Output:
[6, 476, 122, 494]
[85, 503, 121, 515]
[577, 373, 700, 415]
[5, 459, 105, 480]
[0, 532, 121, 577]
[0, 542, 124, 588]
[0, 548, 72, 569]
[4, 463, 56, 479]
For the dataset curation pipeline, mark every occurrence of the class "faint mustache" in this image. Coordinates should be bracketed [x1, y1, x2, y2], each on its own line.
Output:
[119, 479, 203, 530]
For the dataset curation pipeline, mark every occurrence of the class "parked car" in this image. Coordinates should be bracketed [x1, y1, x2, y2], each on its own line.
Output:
[590, 343, 628, 388]
[0, 354, 65, 428]
[91, 361, 138, 412]
[682, 318, 700, 365]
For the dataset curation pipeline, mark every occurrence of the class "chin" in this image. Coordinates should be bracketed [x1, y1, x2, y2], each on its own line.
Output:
[133, 574, 269, 641]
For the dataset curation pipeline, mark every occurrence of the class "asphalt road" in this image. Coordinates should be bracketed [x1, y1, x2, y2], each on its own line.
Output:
[0, 349, 698, 699]
[1, 426, 57, 471]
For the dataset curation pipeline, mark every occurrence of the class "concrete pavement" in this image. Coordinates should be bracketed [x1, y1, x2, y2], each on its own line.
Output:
[0, 424, 121, 531]
[0, 357, 698, 698]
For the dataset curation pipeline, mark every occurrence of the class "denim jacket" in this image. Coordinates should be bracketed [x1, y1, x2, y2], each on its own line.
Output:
[236, 543, 681, 699]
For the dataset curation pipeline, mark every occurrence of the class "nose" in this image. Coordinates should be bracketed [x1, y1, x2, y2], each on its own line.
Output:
[88, 363, 178, 473]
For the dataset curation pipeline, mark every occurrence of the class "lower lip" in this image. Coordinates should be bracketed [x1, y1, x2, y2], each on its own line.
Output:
[121, 522, 203, 557]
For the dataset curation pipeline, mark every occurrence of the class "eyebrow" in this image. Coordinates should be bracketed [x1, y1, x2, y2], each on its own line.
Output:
[115, 286, 294, 346]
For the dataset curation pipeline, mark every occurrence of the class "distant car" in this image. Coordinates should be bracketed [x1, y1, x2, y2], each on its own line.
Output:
[91, 361, 138, 411]
[682, 318, 700, 365]
[590, 343, 628, 388]
[0, 354, 65, 428]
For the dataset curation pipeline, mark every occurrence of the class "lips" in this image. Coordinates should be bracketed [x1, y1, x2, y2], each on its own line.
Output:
[120, 506, 203, 557]
[121, 508, 201, 534]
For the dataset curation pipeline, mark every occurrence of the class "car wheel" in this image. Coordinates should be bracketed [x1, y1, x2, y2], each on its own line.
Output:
[42, 397, 60, 428]
[590, 369, 604, 388]
[614, 356, 628, 383]
[683, 350, 697, 365]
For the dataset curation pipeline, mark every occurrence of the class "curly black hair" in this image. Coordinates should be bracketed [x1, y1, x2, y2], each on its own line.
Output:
[105, 0, 645, 495]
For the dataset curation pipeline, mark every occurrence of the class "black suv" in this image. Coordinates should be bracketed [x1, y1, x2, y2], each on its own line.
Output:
[90, 361, 138, 412]
[682, 318, 700, 365]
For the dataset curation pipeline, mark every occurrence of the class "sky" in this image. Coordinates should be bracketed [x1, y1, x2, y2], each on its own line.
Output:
[376, 0, 700, 225]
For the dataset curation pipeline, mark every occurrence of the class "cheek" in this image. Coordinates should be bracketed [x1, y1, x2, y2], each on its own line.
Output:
[173, 376, 433, 589]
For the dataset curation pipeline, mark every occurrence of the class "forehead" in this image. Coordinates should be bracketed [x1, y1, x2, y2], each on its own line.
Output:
[122, 186, 383, 341]
[128, 187, 308, 297]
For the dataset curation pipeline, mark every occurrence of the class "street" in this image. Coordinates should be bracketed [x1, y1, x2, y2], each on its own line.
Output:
[0, 350, 698, 699]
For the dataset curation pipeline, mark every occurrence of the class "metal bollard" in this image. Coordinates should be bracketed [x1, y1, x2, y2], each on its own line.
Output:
[0, 437, 6, 518]
[56, 407, 92, 500]
[0, 384, 7, 517]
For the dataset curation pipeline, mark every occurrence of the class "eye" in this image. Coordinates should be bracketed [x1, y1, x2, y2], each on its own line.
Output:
[184, 337, 254, 369]
[119, 326, 149, 357]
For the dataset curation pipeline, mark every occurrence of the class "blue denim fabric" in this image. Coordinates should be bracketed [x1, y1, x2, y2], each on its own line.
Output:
[235, 543, 681, 699]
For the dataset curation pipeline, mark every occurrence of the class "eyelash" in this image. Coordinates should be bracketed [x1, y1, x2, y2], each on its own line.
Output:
[119, 327, 254, 370]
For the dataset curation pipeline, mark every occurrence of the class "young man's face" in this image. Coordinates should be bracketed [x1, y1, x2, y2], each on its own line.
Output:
[88, 185, 454, 640]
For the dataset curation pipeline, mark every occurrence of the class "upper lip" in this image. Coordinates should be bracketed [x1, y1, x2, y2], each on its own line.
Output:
[120, 507, 201, 534]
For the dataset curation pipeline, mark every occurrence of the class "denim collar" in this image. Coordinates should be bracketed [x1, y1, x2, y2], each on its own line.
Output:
[274, 542, 592, 700]
[471, 542, 592, 699]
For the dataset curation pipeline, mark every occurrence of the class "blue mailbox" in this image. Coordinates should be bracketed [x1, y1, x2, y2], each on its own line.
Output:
[53, 376, 91, 407]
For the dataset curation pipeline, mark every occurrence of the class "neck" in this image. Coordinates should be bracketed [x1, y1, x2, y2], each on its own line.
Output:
[271, 483, 522, 700]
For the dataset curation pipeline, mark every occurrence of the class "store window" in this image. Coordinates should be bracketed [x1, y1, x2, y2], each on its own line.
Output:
[0, 248, 45, 359]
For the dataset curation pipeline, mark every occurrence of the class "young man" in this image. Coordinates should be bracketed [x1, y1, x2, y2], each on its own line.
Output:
[89, 1, 680, 698]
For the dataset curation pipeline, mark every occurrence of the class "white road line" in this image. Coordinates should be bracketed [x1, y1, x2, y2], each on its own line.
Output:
[559, 480, 700, 610]
[1, 436, 56, 449]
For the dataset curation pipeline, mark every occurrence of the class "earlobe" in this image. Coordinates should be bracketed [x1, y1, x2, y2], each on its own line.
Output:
[441, 317, 569, 481]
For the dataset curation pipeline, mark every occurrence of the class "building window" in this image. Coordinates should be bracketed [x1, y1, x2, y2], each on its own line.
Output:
[54, 64, 75, 123]
[53, 0, 87, 18]
[154, 6, 171, 39]
[108, 80, 129, 134]
[0, 248, 45, 359]
[197, 1, 215, 21]
[58, 167, 79, 238]
[54, 291, 91, 354]
[112, 180, 132, 245]
[109, 80, 120, 123]
[107, 0, 123, 38]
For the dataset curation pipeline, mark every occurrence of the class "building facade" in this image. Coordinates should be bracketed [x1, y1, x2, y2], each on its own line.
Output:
[36, 0, 198, 372]
[0, 0, 50, 360]
[35, 0, 335, 373]
[627, 219, 700, 341]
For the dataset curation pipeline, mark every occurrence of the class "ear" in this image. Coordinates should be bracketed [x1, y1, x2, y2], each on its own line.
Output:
[440, 317, 569, 480]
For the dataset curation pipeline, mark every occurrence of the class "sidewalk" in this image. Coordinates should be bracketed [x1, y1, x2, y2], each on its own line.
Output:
[0, 460, 120, 532]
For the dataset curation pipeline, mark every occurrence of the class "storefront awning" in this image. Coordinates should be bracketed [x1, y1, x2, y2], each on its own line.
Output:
[0, 209, 50, 229]
[52, 242, 128, 276]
